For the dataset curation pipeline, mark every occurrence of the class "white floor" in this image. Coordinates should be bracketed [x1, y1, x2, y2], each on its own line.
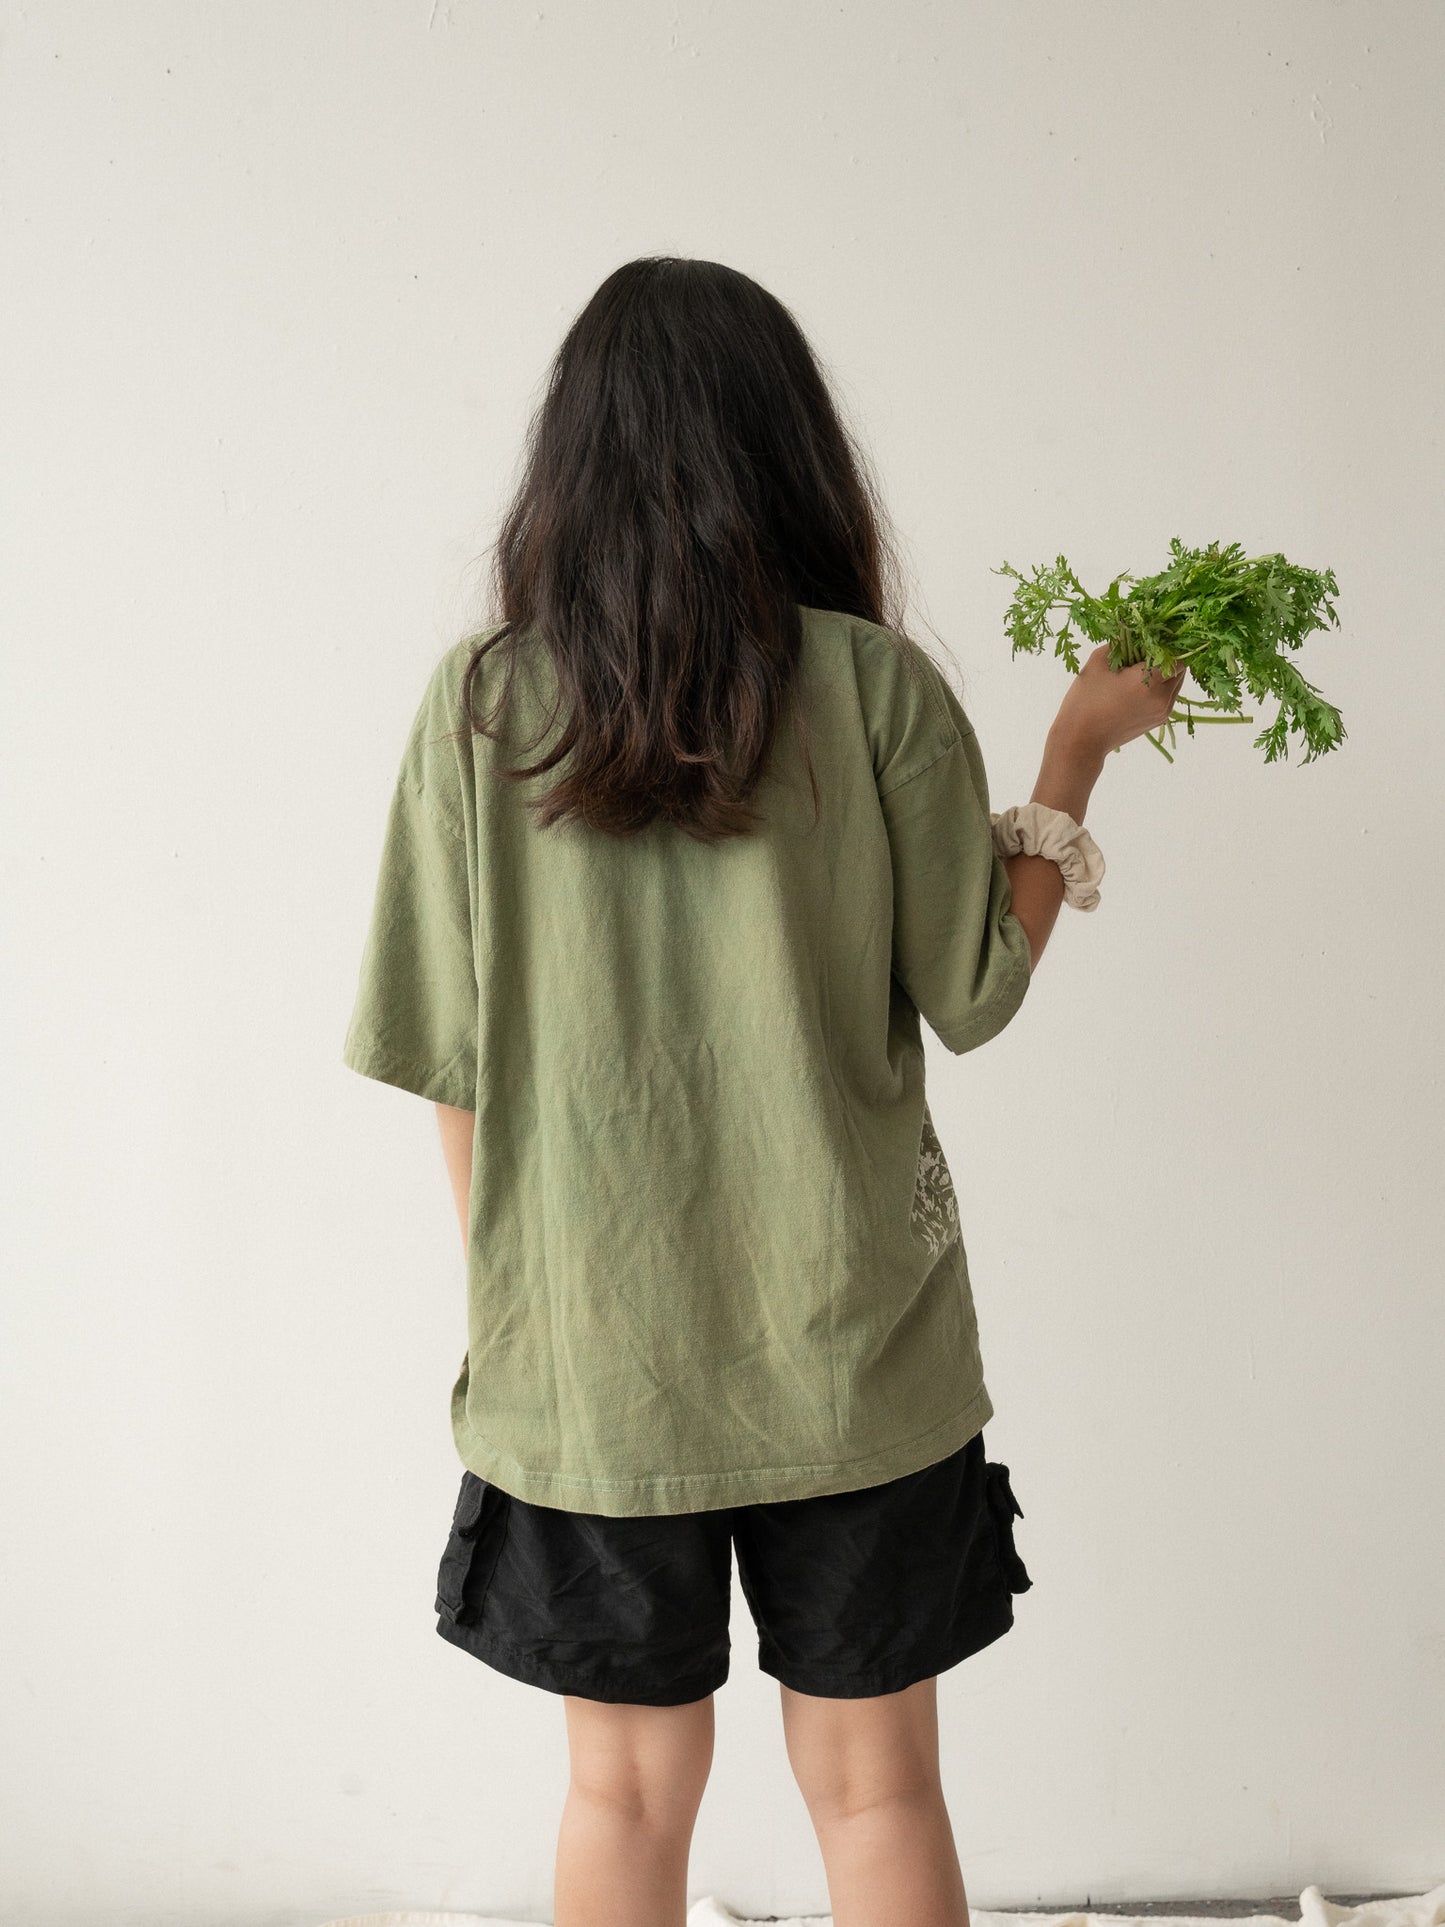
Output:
[321, 1878, 1445, 1927]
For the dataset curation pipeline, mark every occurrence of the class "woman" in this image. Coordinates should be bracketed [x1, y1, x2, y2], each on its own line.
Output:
[343, 255, 1182, 1927]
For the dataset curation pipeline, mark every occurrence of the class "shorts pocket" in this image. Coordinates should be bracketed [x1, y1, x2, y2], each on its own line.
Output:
[434, 1471, 510, 1627]
[982, 1461, 1033, 1594]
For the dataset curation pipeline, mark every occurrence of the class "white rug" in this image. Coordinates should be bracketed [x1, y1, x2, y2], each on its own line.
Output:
[319, 1877, 1445, 1927]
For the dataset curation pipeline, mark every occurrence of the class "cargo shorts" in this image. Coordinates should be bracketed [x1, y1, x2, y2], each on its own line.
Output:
[432, 1428, 1032, 1705]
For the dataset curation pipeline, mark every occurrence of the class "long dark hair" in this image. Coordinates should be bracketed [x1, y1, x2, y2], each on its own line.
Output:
[457, 256, 910, 842]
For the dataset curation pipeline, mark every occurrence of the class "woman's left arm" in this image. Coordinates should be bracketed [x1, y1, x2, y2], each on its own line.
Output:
[435, 1103, 475, 1255]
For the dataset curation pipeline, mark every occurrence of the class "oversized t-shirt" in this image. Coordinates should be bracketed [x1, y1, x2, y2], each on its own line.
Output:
[343, 603, 1032, 1516]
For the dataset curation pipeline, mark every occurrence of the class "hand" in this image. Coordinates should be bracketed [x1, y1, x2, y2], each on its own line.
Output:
[1050, 644, 1187, 763]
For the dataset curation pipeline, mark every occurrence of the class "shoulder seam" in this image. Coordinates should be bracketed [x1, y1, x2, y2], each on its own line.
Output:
[877, 735, 959, 799]
[401, 771, 466, 842]
[876, 710, 981, 799]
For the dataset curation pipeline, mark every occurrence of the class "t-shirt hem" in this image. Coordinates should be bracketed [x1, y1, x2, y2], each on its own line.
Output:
[451, 1377, 996, 1517]
[931, 940, 1032, 1054]
[342, 1030, 476, 1110]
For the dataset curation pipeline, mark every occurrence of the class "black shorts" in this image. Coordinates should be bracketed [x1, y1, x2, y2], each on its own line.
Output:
[432, 1430, 1032, 1705]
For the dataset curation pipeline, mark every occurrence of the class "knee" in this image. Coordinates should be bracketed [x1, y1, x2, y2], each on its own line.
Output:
[565, 1697, 714, 1831]
[793, 1755, 941, 1829]
[781, 1684, 942, 1827]
[569, 1756, 707, 1830]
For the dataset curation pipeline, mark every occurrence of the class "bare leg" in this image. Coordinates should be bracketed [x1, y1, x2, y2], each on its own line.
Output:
[553, 1691, 715, 1927]
[780, 1675, 970, 1927]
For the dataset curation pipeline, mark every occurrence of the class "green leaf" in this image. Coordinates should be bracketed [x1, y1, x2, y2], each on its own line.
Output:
[995, 538, 1346, 767]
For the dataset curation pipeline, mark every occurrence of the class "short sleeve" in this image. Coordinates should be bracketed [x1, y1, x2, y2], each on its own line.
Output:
[342, 654, 479, 1107]
[878, 660, 1032, 1056]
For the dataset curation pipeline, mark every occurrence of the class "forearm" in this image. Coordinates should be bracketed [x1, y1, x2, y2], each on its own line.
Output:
[434, 1102, 476, 1254]
[1004, 725, 1106, 972]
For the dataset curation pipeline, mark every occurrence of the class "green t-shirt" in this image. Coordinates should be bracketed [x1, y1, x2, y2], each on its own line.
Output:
[343, 603, 1032, 1515]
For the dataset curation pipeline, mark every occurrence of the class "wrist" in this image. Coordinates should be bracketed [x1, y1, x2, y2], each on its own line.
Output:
[1045, 715, 1109, 772]
[1034, 724, 1106, 821]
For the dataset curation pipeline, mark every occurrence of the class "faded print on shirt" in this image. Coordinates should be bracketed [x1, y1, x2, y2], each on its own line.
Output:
[911, 1101, 961, 1258]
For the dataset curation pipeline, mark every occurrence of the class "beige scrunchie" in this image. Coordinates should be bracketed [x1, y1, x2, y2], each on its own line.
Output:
[990, 802, 1105, 912]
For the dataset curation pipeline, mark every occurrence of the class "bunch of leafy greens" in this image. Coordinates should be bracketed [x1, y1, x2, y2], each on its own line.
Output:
[994, 538, 1344, 763]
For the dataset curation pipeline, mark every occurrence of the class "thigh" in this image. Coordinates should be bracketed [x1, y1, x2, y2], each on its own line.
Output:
[434, 1471, 735, 1706]
[732, 1430, 1031, 1700]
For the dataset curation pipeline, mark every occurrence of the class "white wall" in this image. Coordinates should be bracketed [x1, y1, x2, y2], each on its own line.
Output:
[3, 3, 1441, 1923]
